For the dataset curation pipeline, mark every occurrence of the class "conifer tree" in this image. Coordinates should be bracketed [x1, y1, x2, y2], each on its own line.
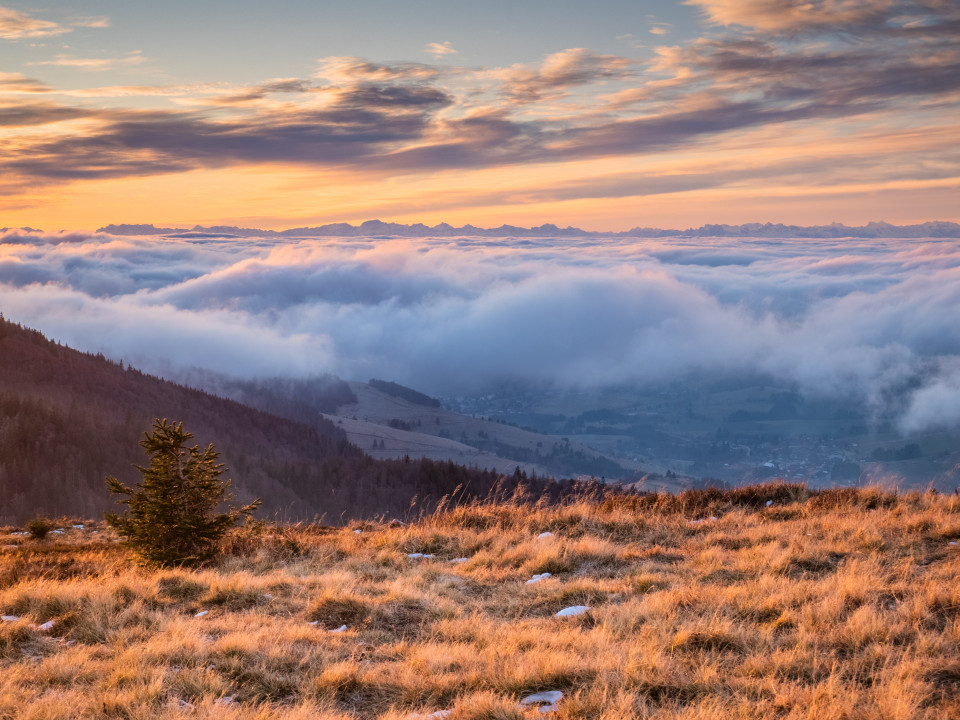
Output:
[105, 419, 259, 566]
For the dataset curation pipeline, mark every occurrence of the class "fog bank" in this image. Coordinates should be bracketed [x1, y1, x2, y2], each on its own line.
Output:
[2, 229, 958, 434]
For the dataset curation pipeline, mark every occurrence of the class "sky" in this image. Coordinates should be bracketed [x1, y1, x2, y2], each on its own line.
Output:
[1, 0, 959, 230]
[3, 227, 960, 434]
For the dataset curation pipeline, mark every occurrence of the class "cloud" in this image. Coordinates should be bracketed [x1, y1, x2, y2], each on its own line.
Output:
[27, 51, 146, 72]
[3, 229, 960, 434]
[5, 99, 443, 179]
[493, 48, 637, 103]
[425, 41, 457, 59]
[70, 15, 110, 29]
[0, 6, 109, 40]
[0, 101, 91, 127]
[686, 0, 899, 33]
[0, 6, 68, 39]
[210, 78, 314, 105]
[0, 0, 957, 214]
[900, 359, 960, 433]
[0, 72, 51, 93]
[314, 56, 444, 84]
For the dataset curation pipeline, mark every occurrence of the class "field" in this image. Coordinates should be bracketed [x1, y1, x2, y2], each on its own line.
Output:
[328, 382, 642, 482]
[0, 484, 959, 719]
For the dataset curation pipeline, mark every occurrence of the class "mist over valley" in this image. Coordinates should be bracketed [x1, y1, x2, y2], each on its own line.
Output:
[3, 222, 959, 491]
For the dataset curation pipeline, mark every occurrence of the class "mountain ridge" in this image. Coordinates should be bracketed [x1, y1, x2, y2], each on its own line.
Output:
[93, 220, 960, 239]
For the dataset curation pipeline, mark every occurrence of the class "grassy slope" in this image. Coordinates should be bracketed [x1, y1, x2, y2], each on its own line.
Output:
[334, 382, 643, 480]
[326, 414, 545, 476]
[0, 483, 958, 719]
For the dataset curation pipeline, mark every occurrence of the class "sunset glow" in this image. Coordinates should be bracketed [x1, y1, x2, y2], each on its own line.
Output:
[2, 0, 958, 230]
[4, 8, 960, 713]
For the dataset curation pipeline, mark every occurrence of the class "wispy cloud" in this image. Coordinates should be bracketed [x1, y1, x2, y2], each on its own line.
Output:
[28, 51, 146, 72]
[0, 5, 108, 40]
[0, 71, 51, 93]
[686, 0, 899, 33]
[0, 6, 67, 39]
[70, 15, 110, 29]
[491, 48, 637, 105]
[0, 101, 90, 127]
[425, 41, 457, 59]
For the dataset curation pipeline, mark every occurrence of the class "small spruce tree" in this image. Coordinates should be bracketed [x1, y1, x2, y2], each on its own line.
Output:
[105, 419, 260, 566]
[25, 515, 55, 541]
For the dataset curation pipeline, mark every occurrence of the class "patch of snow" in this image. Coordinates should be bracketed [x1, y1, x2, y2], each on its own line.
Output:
[52, 529, 65, 535]
[2, 545, 17, 549]
[555, 605, 590, 618]
[354, 529, 362, 534]
[307, 620, 319, 626]
[36, 620, 56, 631]
[330, 624, 347, 633]
[950, 541, 958, 546]
[72, 524, 84, 529]
[527, 572, 552, 584]
[215, 696, 237, 706]
[1, 615, 20, 622]
[449, 557, 470, 564]
[536, 532, 553, 539]
[765, 500, 774, 507]
[194, 610, 209, 618]
[520, 690, 563, 713]
[410, 711, 451, 719]
[520, 691, 564, 705]
[407, 552, 434, 559]
[11, 531, 28, 536]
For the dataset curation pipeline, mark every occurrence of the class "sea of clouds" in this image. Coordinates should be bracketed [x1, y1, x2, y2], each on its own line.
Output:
[2, 229, 959, 434]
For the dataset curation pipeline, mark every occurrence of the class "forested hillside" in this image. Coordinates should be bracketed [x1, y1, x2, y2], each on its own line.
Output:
[0, 316, 558, 522]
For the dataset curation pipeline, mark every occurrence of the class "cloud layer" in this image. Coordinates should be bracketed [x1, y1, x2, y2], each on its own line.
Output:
[2, 228, 959, 434]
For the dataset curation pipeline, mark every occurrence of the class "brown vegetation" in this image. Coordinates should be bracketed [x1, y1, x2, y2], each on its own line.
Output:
[0, 483, 957, 718]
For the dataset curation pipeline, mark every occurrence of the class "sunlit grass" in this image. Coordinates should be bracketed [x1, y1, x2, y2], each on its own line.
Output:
[0, 483, 957, 718]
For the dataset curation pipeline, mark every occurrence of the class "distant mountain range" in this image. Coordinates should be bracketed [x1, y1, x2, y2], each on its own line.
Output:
[94, 220, 960, 239]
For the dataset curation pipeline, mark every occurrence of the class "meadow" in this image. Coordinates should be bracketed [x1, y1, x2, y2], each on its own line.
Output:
[0, 483, 958, 719]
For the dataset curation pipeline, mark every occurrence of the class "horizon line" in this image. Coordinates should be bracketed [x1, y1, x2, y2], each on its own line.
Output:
[4, 218, 957, 239]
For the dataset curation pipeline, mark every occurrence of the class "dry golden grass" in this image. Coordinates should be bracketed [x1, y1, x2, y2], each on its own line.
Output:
[0, 483, 958, 719]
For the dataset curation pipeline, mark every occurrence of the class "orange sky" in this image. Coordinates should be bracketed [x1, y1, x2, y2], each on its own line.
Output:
[2, 0, 959, 231]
